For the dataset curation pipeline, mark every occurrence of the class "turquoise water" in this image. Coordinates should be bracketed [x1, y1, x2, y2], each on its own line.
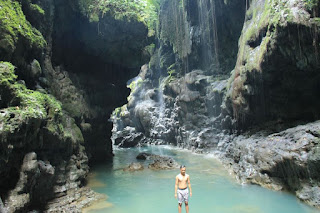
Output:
[86, 146, 320, 213]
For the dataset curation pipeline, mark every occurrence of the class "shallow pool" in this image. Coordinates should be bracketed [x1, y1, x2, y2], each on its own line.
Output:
[85, 146, 319, 213]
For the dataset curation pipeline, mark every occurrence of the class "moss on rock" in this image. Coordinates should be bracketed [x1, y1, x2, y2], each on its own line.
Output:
[226, 0, 320, 129]
[0, 62, 59, 133]
[0, 62, 83, 145]
[0, 0, 46, 58]
[159, 0, 191, 59]
[29, 3, 45, 16]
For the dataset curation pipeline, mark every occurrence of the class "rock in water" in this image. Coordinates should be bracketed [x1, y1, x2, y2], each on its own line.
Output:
[123, 163, 144, 171]
[148, 155, 179, 170]
[136, 152, 154, 160]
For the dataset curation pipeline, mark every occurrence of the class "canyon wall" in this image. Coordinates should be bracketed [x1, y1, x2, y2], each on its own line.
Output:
[0, 0, 152, 211]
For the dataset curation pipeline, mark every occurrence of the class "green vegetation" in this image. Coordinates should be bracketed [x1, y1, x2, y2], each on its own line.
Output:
[0, 62, 83, 143]
[304, 0, 319, 10]
[127, 77, 143, 102]
[166, 63, 177, 84]
[159, 0, 191, 59]
[144, 43, 156, 56]
[0, 62, 61, 131]
[29, 3, 45, 16]
[113, 105, 128, 118]
[86, 0, 159, 36]
[229, 0, 288, 117]
[236, 0, 290, 73]
[243, 0, 285, 47]
[128, 78, 143, 91]
[311, 17, 320, 26]
[0, 0, 46, 53]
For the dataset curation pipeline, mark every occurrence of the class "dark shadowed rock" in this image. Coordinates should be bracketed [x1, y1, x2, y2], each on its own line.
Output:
[135, 153, 179, 170]
[136, 152, 154, 160]
[118, 133, 145, 148]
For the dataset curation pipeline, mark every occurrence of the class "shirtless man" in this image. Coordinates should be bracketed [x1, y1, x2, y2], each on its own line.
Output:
[175, 165, 192, 213]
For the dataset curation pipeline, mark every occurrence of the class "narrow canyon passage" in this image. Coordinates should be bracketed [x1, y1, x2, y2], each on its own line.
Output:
[1, 0, 320, 212]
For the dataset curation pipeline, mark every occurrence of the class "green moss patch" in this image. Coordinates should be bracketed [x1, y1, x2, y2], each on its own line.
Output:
[304, 0, 319, 11]
[84, 0, 159, 36]
[113, 105, 128, 118]
[229, 0, 297, 120]
[29, 3, 45, 16]
[0, 0, 46, 54]
[0, 62, 83, 143]
[0, 62, 60, 132]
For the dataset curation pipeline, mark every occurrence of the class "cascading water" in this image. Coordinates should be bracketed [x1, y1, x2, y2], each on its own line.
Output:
[198, 0, 220, 72]
[150, 78, 166, 139]
[157, 79, 165, 122]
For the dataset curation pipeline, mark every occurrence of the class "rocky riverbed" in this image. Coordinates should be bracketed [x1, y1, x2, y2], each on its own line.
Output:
[222, 121, 320, 208]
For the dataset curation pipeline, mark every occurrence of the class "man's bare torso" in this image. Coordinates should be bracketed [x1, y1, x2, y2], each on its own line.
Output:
[176, 173, 189, 189]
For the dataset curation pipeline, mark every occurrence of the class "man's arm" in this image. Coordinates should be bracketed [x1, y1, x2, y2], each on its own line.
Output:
[175, 176, 178, 198]
[188, 175, 192, 196]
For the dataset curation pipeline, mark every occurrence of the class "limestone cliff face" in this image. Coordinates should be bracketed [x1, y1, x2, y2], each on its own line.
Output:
[112, 0, 320, 208]
[226, 0, 320, 129]
[0, 0, 151, 211]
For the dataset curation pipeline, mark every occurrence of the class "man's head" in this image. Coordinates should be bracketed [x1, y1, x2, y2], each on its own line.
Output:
[180, 165, 186, 175]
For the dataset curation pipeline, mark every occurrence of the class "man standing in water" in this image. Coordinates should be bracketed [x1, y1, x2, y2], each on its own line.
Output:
[175, 165, 192, 213]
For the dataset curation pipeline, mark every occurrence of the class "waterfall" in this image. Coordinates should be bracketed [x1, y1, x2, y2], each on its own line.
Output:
[210, 0, 219, 67]
[151, 77, 167, 139]
[197, 0, 220, 72]
[158, 80, 165, 121]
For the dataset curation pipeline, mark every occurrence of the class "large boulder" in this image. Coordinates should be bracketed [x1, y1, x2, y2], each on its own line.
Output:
[117, 132, 145, 148]
[136, 152, 154, 160]
[136, 152, 179, 170]
[148, 155, 179, 170]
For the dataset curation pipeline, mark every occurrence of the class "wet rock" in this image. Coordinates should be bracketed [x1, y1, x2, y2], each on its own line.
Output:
[123, 163, 144, 171]
[113, 126, 137, 146]
[222, 121, 320, 208]
[4, 153, 39, 212]
[38, 161, 55, 175]
[118, 132, 145, 148]
[225, 0, 320, 129]
[136, 152, 154, 160]
[4, 152, 56, 213]
[297, 184, 320, 207]
[148, 155, 179, 170]
[135, 153, 179, 170]
[45, 187, 106, 213]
